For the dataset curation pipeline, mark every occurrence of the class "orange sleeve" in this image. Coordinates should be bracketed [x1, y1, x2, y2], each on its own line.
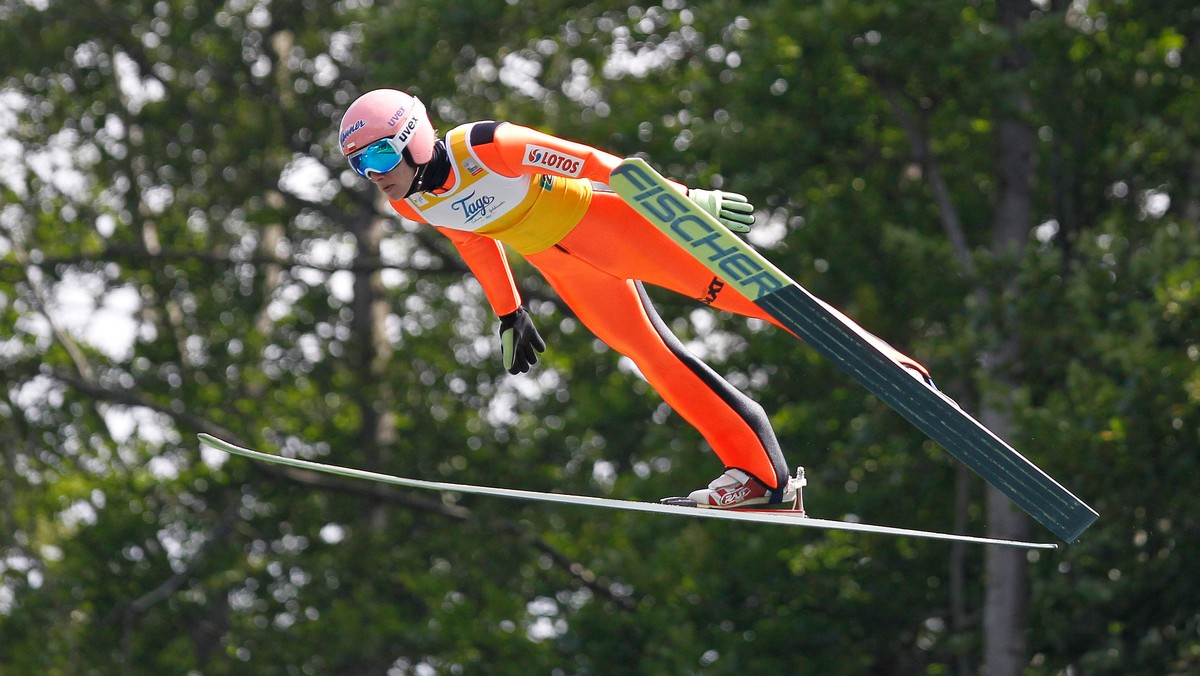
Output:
[386, 199, 522, 316]
[434, 226, 523, 317]
[471, 123, 624, 184]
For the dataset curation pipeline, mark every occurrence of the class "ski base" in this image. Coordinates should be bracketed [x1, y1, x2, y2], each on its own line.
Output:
[198, 434, 1057, 550]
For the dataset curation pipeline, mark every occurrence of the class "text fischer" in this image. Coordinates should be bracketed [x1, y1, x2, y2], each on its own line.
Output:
[614, 164, 785, 301]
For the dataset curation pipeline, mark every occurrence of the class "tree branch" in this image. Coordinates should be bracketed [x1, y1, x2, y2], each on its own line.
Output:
[876, 82, 976, 277]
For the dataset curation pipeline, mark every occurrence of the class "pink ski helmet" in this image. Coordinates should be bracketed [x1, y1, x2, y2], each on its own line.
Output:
[339, 89, 436, 176]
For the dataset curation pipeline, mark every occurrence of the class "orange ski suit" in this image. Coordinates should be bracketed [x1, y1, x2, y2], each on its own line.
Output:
[389, 120, 926, 491]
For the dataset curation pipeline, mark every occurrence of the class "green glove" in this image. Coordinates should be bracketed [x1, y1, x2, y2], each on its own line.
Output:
[498, 306, 546, 375]
[687, 188, 755, 233]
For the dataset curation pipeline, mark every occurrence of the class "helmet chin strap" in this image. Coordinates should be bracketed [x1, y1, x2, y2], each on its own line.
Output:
[404, 163, 426, 198]
[404, 139, 449, 198]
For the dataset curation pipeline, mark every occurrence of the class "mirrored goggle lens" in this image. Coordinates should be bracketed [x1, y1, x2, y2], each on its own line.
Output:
[349, 139, 402, 177]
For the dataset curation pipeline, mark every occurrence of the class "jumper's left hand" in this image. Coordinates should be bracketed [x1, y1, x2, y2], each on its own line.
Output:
[687, 188, 756, 233]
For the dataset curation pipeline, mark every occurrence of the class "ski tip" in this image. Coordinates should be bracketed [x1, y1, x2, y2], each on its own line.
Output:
[197, 433, 243, 456]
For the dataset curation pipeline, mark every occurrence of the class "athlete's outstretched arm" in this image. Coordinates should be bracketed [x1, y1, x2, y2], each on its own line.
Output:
[434, 226, 523, 317]
[385, 198, 522, 316]
[439, 227, 546, 373]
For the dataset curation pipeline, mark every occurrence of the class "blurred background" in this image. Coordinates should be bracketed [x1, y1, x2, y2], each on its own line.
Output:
[1, 0, 1197, 673]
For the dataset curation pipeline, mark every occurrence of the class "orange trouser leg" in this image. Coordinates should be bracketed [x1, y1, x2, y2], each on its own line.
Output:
[526, 190, 927, 489]
[528, 191, 802, 489]
[525, 243, 789, 490]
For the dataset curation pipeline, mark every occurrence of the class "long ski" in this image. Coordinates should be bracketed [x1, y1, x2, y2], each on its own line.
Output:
[198, 434, 1057, 549]
[609, 158, 1097, 542]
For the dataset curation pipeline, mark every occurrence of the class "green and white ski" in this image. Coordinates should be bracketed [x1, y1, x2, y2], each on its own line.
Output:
[610, 157, 1097, 542]
[197, 434, 1057, 549]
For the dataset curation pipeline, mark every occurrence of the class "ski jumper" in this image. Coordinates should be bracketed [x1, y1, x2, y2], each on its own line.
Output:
[389, 121, 925, 491]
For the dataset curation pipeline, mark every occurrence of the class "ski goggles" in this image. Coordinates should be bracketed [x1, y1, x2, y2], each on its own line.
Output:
[347, 137, 405, 178]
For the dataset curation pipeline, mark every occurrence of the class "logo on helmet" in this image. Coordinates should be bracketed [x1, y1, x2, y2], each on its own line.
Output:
[387, 106, 407, 127]
[340, 119, 365, 148]
[396, 114, 421, 146]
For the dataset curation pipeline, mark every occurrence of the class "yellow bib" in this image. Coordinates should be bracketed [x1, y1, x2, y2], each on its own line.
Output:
[404, 123, 593, 254]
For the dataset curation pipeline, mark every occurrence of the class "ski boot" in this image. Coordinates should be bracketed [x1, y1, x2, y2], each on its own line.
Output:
[662, 467, 806, 513]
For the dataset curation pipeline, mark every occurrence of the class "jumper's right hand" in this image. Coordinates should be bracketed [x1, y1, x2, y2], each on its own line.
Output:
[687, 188, 756, 233]
[498, 306, 546, 375]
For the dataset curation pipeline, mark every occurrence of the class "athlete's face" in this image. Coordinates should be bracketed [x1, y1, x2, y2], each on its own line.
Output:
[368, 160, 416, 201]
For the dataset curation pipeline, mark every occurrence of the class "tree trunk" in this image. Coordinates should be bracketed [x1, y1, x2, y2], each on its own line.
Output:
[983, 1, 1036, 674]
[981, 407, 1031, 675]
[348, 210, 398, 532]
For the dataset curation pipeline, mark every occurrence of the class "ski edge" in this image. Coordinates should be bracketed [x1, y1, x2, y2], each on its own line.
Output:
[198, 434, 1058, 551]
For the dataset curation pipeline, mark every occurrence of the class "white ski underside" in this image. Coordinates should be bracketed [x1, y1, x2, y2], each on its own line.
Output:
[198, 434, 1056, 550]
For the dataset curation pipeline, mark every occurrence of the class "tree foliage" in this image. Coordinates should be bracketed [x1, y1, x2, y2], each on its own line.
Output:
[1, 0, 1197, 673]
